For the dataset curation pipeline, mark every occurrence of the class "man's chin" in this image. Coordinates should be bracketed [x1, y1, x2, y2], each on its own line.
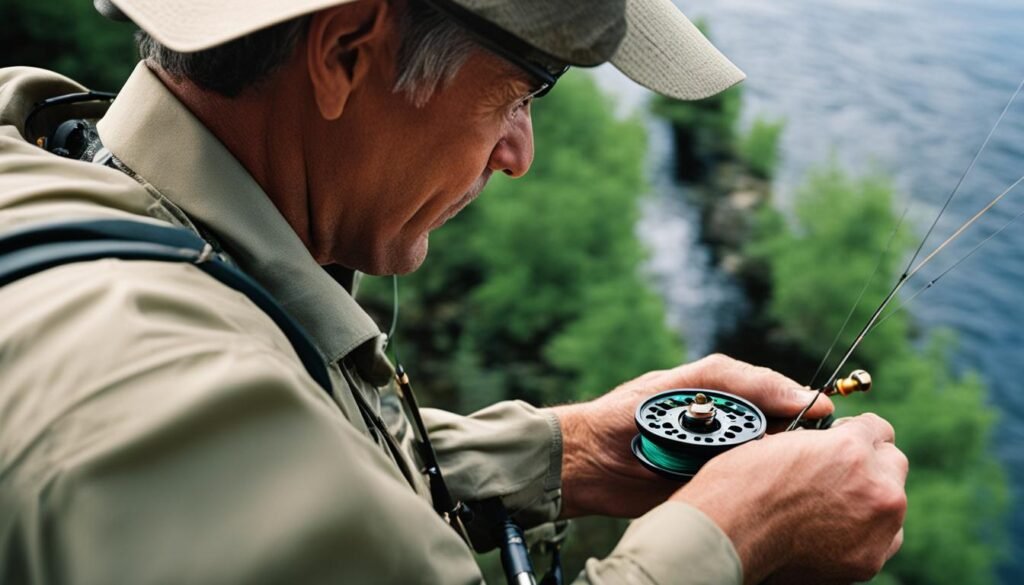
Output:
[360, 234, 429, 276]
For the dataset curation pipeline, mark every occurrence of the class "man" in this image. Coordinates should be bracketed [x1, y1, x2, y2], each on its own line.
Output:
[0, 0, 907, 583]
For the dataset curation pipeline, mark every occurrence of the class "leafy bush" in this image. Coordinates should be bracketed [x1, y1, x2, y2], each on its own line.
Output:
[364, 70, 684, 411]
[651, 85, 743, 158]
[360, 69, 686, 581]
[649, 22, 745, 180]
[1, 0, 137, 89]
[751, 162, 1008, 583]
[651, 85, 743, 181]
[739, 117, 784, 179]
[749, 162, 914, 373]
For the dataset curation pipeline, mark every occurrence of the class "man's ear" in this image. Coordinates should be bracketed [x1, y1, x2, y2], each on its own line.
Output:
[307, 0, 391, 120]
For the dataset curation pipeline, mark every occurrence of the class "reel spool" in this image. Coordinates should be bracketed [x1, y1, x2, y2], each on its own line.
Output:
[632, 389, 767, 481]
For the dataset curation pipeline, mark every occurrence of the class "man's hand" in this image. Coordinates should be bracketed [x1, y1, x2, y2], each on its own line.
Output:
[552, 354, 834, 518]
[675, 413, 908, 584]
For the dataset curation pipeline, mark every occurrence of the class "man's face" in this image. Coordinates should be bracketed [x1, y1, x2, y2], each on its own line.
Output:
[305, 37, 537, 275]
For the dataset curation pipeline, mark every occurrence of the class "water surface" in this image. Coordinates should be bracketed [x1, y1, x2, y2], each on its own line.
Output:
[599, 0, 1024, 579]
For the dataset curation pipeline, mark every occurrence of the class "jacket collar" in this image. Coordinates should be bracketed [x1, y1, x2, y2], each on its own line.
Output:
[97, 63, 383, 366]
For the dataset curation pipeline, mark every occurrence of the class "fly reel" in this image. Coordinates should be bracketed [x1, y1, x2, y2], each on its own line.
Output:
[632, 389, 766, 481]
[632, 370, 873, 479]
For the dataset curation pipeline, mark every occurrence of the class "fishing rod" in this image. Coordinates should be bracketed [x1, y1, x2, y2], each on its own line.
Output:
[805, 208, 910, 392]
[634, 74, 1024, 476]
[869, 203, 1024, 334]
[782, 74, 1024, 430]
[785, 172, 1024, 430]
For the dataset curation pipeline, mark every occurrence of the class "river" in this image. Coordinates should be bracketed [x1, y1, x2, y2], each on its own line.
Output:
[596, 0, 1024, 580]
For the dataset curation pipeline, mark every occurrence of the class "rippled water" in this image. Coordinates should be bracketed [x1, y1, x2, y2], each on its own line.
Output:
[599, 0, 1024, 579]
[632, 121, 746, 359]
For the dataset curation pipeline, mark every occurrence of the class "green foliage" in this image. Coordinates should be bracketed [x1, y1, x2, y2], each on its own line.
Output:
[648, 21, 785, 183]
[364, 70, 684, 411]
[749, 162, 914, 373]
[739, 117, 784, 179]
[651, 84, 743, 164]
[9, 4, 1004, 580]
[1, 0, 137, 89]
[649, 22, 751, 181]
[545, 281, 682, 400]
[753, 163, 1008, 583]
[844, 334, 1008, 584]
[360, 69, 685, 582]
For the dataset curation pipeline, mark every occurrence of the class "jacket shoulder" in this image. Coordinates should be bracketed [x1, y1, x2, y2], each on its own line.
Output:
[0, 67, 87, 133]
[0, 258, 311, 469]
[0, 257, 482, 585]
[0, 64, 164, 233]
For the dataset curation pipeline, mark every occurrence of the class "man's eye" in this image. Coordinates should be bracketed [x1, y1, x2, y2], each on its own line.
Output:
[510, 97, 532, 119]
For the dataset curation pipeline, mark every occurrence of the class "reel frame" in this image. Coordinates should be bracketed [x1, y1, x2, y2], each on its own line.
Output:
[632, 388, 768, 481]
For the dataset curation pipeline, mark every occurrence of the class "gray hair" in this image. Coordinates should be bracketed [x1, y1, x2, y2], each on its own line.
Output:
[393, 1, 476, 107]
[136, 0, 477, 105]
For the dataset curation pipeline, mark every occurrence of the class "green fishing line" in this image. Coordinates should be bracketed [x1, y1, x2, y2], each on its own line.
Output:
[638, 436, 705, 475]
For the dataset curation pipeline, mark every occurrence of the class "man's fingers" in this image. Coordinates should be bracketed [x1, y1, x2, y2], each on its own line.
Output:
[786, 388, 835, 420]
[693, 354, 798, 393]
[886, 527, 905, 560]
[633, 369, 672, 386]
[839, 412, 896, 445]
[692, 355, 835, 418]
[643, 354, 837, 421]
[829, 416, 853, 428]
[876, 442, 909, 486]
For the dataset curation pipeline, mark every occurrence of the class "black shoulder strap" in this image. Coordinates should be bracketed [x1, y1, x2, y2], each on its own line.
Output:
[0, 218, 333, 394]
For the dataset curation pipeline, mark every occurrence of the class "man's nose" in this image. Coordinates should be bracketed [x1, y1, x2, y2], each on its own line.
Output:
[487, 110, 534, 178]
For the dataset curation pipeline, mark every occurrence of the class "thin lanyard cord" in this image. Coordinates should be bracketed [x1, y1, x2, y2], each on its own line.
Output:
[381, 276, 474, 541]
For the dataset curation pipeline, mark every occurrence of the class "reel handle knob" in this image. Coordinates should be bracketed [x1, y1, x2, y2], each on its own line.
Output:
[826, 369, 872, 396]
[681, 392, 717, 430]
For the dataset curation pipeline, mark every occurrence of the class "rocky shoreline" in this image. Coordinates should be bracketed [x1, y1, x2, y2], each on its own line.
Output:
[693, 160, 772, 278]
[656, 101, 821, 378]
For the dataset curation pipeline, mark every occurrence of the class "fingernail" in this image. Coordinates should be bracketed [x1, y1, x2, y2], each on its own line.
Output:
[791, 386, 815, 399]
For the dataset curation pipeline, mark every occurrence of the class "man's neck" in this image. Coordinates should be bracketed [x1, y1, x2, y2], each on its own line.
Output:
[151, 63, 320, 259]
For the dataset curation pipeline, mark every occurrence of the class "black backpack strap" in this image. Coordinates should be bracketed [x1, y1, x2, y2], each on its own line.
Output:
[0, 218, 332, 394]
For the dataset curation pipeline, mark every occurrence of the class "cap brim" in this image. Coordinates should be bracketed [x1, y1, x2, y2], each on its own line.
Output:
[109, 0, 359, 53]
[111, 0, 742, 101]
[611, 0, 745, 100]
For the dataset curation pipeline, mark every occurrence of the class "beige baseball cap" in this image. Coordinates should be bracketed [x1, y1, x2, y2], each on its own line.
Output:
[96, 0, 743, 100]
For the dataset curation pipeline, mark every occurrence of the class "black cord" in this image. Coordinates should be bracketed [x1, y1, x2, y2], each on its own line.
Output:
[383, 274, 556, 585]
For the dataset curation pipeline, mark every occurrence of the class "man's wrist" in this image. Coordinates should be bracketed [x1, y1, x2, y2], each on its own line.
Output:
[549, 402, 600, 518]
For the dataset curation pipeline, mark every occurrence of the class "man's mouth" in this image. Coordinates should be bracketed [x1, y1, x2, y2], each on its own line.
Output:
[429, 174, 491, 230]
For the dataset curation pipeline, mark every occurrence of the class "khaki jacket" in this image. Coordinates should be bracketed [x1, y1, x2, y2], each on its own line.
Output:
[0, 64, 741, 584]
